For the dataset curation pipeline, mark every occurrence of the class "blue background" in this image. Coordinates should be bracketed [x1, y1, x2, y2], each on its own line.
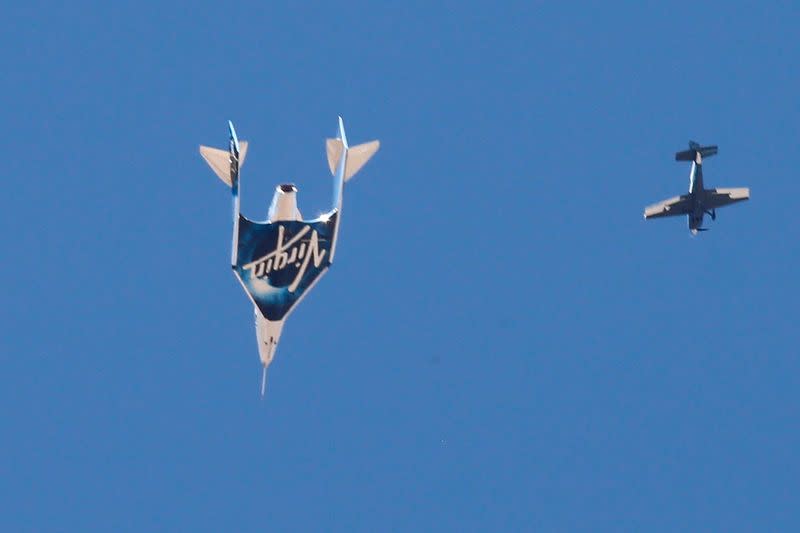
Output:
[2, 1, 798, 530]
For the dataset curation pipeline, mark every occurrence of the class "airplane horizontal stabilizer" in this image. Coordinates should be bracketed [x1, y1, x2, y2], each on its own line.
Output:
[199, 141, 248, 187]
[326, 138, 344, 176]
[675, 141, 717, 162]
[325, 139, 380, 181]
[344, 141, 380, 181]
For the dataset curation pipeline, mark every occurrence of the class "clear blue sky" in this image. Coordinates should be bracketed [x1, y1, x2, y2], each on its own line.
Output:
[2, 1, 798, 531]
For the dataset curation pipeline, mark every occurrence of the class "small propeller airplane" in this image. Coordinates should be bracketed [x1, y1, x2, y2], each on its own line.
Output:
[200, 118, 379, 395]
[644, 141, 749, 234]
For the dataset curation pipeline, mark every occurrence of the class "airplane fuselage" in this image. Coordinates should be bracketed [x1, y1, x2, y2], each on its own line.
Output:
[687, 161, 707, 233]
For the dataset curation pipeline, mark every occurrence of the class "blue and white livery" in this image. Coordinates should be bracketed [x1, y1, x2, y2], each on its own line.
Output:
[200, 118, 379, 394]
[643, 141, 749, 234]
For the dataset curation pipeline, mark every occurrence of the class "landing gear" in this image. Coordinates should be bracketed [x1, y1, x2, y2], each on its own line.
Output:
[705, 209, 716, 221]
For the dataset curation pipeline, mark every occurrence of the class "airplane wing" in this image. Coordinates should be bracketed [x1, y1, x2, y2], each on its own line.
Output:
[233, 213, 338, 322]
[703, 187, 750, 209]
[643, 195, 692, 219]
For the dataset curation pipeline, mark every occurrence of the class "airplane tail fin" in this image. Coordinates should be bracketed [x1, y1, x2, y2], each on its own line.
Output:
[675, 141, 717, 164]
[326, 117, 380, 182]
[199, 121, 248, 187]
[200, 121, 248, 265]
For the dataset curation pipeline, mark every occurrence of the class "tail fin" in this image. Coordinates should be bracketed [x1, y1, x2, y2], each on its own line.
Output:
[326, 117, 380, 181]
[200, 121, 248, 265]
[675, 141, 717, 163]
[324, 117, 379, 263]
[199, 121, 248, 187]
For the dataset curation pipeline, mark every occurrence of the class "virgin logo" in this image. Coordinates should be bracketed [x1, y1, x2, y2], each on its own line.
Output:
[243, 225, 327, 292]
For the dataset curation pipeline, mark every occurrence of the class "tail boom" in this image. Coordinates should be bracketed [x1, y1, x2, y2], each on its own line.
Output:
[324, 117, 380, 261]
